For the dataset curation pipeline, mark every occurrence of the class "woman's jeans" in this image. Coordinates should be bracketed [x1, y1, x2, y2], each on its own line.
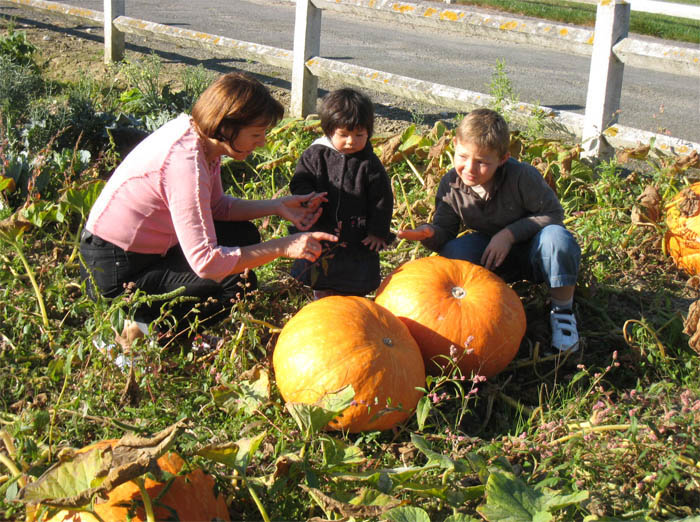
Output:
[439, 225, 580, 288]
[79, 221, 260, 330]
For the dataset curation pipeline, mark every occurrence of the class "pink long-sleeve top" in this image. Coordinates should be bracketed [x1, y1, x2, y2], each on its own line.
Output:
[86, 114, 244, 282]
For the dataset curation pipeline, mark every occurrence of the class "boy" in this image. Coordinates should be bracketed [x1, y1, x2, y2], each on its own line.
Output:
[398, 108, 580, 352]
[289, 88, 394, 299]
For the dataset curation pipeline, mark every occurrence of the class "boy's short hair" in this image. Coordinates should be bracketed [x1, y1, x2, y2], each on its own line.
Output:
[456, 108, 510, 159]
[192, 72, 284, 143]
[319, 88, 375, 138]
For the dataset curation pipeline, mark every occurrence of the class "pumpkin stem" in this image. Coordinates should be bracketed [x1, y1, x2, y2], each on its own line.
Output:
[451, 286, 466, 299]
[247, 482, 272, 522]
[135, 476, 156, 522]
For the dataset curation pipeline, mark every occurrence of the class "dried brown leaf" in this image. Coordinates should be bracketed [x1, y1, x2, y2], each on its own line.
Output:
[635, 185, 662, 223]
[428, 134, 450, 160]
[683, 299, 700, 354]
[379, 133, 403, 166]
[674, 150, 700, 171]
[676, 187, 700, 218]
[617, 143, 650, 164]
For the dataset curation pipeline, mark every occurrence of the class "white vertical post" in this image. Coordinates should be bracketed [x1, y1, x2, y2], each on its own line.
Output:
[581, 0, 630, 161]
[104, 0, 125, 63]
[291, 0, 321, 118]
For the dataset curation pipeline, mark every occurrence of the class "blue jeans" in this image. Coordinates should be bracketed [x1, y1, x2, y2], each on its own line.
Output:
[439, 225, 580, 288]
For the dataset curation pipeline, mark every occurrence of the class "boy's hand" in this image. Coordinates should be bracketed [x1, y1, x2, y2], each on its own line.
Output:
[397, 224, 434, 241]
[362, 234, 388, 252]
[482, 228, 515, 270]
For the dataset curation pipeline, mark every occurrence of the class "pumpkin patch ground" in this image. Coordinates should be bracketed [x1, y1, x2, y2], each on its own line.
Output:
[2, 11, 700, 521]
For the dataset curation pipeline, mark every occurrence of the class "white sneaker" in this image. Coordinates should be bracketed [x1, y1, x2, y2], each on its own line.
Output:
[550, 309, 579, 352]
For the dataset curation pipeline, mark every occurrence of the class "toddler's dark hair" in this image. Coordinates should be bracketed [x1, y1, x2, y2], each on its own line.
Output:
[319, 88, 375, 139]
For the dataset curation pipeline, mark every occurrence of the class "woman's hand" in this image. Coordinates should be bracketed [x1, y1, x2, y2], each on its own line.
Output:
[284, 231, 338, 262]
[397, 224, 435, 241]
[277, 192, 328, 230]
[481, 228, 515, 270]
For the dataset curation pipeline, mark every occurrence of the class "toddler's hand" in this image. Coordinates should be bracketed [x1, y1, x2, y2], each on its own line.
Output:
[362, 234, 388, 252]
[279, 192, 328, 230]
[397, 224, 434, 241]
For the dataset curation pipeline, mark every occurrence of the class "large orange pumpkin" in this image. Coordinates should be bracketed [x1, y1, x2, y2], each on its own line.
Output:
[374, 257, 526, 378]
[665, 182, 700, 275]
[273, 296, 425, 432]
[42, 439, 230, 522]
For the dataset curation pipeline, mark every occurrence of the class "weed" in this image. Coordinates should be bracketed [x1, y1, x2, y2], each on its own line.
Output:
[1, 30, 699, 521]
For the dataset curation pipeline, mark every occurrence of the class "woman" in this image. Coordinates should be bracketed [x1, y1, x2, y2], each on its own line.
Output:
[80, 72, 335, 344]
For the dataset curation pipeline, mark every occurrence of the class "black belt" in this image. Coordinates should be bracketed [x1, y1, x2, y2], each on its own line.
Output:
[80, 229, 109, 247]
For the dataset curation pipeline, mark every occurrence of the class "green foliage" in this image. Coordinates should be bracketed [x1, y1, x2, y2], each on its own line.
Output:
[117, 54, 214, 126]
[2, 40, 700, 522]
[0, 55, 43, 125]
[0, 26, 36, 67]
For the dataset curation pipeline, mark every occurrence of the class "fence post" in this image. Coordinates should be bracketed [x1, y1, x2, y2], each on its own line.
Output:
[104, 0, 125, 63]
[290, 0, 321, 118]
[581, 0, 630, 161]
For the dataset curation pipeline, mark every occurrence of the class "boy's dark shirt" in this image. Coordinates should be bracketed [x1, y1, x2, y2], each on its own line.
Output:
[422, 157, 564, 252]
[289, 137, 394, 294]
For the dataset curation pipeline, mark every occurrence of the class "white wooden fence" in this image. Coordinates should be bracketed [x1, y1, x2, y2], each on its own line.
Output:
[1, 0, 698, 160]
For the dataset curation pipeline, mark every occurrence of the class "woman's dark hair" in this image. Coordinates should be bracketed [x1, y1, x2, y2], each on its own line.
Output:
[319, 88, 375, 139]
[192, 72, 284, 142]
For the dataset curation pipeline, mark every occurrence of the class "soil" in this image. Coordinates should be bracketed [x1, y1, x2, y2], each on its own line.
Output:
[0, 8, 443, 136]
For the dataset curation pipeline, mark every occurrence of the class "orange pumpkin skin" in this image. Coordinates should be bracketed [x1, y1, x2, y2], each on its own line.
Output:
[374, 257, 526, 378]
[43, 439, 230, 522]
[665, 183, 700, 275]
[273, 296, 426, 432]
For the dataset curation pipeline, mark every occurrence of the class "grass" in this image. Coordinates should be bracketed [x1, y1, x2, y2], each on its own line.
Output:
[451, 0, 700, 44]
[1, 22, 700, 521]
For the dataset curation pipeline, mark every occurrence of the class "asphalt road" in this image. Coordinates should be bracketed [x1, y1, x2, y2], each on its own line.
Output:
[4, 0, 699, 143]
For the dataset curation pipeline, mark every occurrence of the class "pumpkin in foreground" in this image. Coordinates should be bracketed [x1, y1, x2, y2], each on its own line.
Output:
[273, 296, 425, 432]
[374, 256, 526, 378]
[665, 182, 700, 275]
[42, 439, 230, 522]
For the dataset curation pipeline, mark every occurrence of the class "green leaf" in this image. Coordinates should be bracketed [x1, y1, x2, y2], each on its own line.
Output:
[285, 385, 355, 437]
[197, 442, 239, 468]
[212, 367, 270, 416]
[444, 515, 481, 522]
[320, 436, 364, 469]
[410, 433, 468, 472]
[415, 395, 431, 430]
[197, 431, 266, 474]
[400, 481, 485, 507]
[348, 487, 396, 507]
[63, 181, 105, 217]
[477, 471, 588, 522]
[18, 446, 109, 505]
[385, 506, 431, 522]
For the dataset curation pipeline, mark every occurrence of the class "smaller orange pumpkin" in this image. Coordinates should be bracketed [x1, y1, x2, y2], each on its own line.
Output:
[375, 256, 526, 378]
[665, 182, 700, 275]
[273, 296, 425, 432]
[41, 439, 230, 522]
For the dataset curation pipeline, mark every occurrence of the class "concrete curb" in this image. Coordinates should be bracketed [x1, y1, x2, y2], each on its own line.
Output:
[2, 0, 698, 156]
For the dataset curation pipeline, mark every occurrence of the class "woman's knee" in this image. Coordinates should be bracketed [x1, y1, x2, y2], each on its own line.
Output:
[215, 221, 261, 247]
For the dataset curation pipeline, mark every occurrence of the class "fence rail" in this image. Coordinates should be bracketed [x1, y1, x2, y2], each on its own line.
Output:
[1, 0, 698, 160]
